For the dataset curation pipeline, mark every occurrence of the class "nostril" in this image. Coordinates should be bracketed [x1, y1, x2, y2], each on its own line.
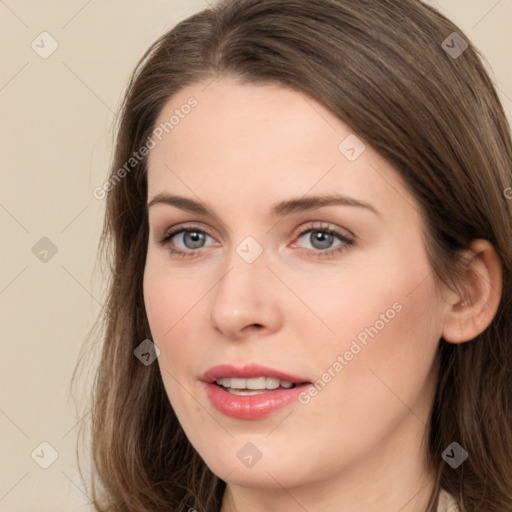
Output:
[246, 323, 264, 330]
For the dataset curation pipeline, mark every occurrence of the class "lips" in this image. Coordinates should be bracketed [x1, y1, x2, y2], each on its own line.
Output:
[201, 364, 312, 419]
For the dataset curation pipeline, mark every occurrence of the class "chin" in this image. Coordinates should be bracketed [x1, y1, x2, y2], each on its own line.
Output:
[195, 440, 315, 490]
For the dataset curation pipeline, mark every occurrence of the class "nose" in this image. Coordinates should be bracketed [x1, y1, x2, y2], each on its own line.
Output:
[209, 252, 283, 340]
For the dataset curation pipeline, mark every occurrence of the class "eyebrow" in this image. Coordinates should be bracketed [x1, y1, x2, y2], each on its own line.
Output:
[147, 193, 380, 217]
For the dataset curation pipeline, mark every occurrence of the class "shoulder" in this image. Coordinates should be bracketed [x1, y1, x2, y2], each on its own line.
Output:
[437, 489, 461, 512]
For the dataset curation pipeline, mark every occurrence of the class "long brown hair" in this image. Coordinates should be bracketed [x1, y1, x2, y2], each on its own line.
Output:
[74, 0, 512, 510]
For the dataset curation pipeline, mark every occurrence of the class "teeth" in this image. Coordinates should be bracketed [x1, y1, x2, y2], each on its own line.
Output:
[215, 377, 295, 390]
[246, 377, 267, 389]
[230, 378, 246, 389]
[264, 377, 280, 389]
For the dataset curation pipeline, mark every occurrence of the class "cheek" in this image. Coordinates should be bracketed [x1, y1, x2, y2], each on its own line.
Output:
[143, 261, 188, 368]
[143, 258, 213, 393]
[287, 252, 436, 358]
[143, 255, 205, 339]
[309, 263, 442, 432]
[143, 263, 207, 427]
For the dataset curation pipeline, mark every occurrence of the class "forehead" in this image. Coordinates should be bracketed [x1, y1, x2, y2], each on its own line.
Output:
[146, 77, 418, 225]
[149, 77, 341, 169]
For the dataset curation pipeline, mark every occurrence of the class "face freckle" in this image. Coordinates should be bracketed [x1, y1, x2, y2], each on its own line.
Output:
[142, 77, 447, 501]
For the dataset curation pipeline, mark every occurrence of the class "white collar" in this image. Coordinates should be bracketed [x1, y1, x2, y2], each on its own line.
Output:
[437, 489, 460, 511]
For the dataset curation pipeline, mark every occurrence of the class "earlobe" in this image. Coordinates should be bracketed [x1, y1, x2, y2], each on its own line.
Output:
[442, 239, 503, 344]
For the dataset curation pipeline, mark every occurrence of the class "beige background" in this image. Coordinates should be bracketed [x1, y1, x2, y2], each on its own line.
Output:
[0, 1, 511, 510]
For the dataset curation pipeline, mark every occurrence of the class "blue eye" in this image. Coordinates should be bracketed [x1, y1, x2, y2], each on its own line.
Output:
[297, 230, 340, 250]
[159, 226, 215, 257]
[292, 223, 354, 258]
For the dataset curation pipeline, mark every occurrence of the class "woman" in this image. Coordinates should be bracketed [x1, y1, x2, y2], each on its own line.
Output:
[78, 0, 512, 510]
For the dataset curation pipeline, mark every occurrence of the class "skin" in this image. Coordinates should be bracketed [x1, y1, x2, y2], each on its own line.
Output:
[143, 77, 502, 512]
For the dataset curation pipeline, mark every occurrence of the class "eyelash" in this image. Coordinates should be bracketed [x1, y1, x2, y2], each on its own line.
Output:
[158, 222, 354, 260]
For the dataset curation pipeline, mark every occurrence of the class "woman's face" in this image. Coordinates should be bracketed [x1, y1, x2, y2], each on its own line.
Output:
[144, 77, 449, 492]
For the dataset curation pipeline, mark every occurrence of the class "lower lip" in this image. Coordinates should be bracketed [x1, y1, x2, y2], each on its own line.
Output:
[204, 382, 310, 420]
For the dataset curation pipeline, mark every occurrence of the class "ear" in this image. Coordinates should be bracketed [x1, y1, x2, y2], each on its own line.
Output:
[442, 239, 503, 344]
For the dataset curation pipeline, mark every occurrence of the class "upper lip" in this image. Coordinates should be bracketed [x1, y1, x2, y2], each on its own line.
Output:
[201, 364, 310, 384]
